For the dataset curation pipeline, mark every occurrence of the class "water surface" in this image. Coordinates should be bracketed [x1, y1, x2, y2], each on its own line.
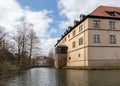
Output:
[5, 68, 120, 86]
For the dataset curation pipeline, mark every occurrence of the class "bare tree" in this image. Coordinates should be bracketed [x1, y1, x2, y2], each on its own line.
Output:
[15, 21, 42, 66]
[47, 48, 55, 66]
[48, 48, 55, 59]
[28, 27, 39, 64]
[0, 26, 15, 65]
[0, 26, 8, 61]
[15, 22, 29, 66]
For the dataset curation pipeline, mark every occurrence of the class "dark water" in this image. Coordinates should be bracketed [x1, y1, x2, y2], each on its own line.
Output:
[5, 68, 120, 86]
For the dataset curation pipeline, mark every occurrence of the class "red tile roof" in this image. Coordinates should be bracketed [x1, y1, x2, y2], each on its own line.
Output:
[89, 6, 120, 18]
[55, 6, 120, 46]
[36, 56, 47, 60]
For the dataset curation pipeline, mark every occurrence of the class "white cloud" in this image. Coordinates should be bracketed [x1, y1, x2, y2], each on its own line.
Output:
[41, 38, 58, 55]
[0, 0, 57, 55]
[0, 0, 23, 33]
[48, 28, 57, 36]
[24, 10, 53, 37]
[58, 0, 120, 29]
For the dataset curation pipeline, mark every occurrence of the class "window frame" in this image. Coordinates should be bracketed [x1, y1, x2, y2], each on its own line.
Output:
[109, 35, 116, 44]
[79, 37, 83, 45]
[93, 20, 100, 28]
[69, 57, 71, 60]
[94, 35, 100, 43]
[79, 25, 83, 32]
[109, 21, 116, 29]
[72, 41, 76, 48]
[64, 38, 66, 42]
[68, 34, 70, 38]
[78, 54, 80, 57]
[72, 30, 76, 36]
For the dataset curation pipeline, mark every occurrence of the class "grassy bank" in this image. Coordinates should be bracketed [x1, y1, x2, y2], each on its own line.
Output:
[0, 61, 20, 74]
[0, 61, 35, 86]
[0, 64, 20, 81]
[0, 63, 20, 86]
[62, 66, 120, 70]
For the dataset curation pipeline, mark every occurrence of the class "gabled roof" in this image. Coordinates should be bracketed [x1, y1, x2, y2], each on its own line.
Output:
[90, 6, 120, 18]
[55, 6, 120, 47]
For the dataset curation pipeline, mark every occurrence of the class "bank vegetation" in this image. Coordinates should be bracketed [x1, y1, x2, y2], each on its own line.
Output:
[0, 21, 41, 75]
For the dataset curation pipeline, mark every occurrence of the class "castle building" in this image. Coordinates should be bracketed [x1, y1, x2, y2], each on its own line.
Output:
[55, 6, 120, 68]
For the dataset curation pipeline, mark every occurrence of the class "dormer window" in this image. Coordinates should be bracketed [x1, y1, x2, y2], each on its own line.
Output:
[74, 20, 79, 26]
[80, 14, 86, 20]
[106, 11, 115, 16]
[68, 26, 72, 31]
[117, 12, 120, 15]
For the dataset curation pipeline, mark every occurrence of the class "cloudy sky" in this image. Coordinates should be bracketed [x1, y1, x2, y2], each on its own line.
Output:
[0, 0, 120, 55]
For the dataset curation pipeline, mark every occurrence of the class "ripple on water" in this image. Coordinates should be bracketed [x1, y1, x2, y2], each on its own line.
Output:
[5, 68, 120, 86]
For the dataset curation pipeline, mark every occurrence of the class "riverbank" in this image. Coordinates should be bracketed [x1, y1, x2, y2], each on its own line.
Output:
[62, 66, 120, 70]
[0, 71, 19, 86]
[0, 65, 35, 86]
[0, 80, 5, 86]
[0, 72, 17, 85]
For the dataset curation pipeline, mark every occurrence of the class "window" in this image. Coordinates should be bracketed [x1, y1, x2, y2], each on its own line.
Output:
[109, 35, 116, 44]
[79, 25, 83, 32]
[68, 34, 70, 38]
[106, 11, 115, 16]
[65, 38, 66, 42]
[93, 20, 100, 28]
[79, 37, 83, 45]
[72, 41, 76, 48]
[78, 54, 80, 57]
[109, 21, 115, 29]
[73, 30, 76, 36]
[69, 57, 71, 60]
[61, 47, 67, 54]
[117, 12, 120, 15]
[56, 46, 68, 54]
[94, 35, 100, 43]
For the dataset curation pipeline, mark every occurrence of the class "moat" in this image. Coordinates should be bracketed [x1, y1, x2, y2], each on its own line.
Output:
[4, 68, 120, 86]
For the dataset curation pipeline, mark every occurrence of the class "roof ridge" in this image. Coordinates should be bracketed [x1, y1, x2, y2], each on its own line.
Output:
[99, 5, 120, 8]
[89, 5, 120, 17]
[89, 5, 120, 16]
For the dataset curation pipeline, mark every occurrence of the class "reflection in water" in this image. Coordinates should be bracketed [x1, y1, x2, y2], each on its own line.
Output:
[55, 69, 67, 86]
[66, 70, 88, 86]
[88, 70, 120, 86]
[5, 68, 120, 86]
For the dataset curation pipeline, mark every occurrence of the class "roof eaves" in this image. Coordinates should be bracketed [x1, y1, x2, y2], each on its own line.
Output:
[88, 15, 120, 20]
[54, 15, 88, 47]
